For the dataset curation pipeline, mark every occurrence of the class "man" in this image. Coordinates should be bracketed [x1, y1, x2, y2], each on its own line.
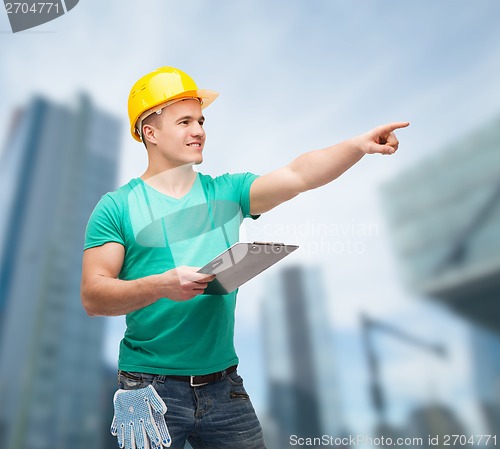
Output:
[81, 66, 408, 449]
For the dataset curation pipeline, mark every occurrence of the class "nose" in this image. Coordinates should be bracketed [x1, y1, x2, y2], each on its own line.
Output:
[191, 121, 205, 138]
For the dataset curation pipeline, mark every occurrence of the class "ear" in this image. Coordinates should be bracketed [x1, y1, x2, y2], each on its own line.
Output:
[142, 124, 158, 146]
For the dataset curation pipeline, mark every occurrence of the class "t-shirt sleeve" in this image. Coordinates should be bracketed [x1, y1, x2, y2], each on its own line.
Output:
[84, 193, 125, 250]
[230, 172, 260, 219]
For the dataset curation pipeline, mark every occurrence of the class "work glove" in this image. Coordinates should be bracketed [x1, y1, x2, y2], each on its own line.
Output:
[110, 385, 172, 449]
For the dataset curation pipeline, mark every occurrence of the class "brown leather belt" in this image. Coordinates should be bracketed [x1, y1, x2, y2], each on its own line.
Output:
[167, 364, 238, 387]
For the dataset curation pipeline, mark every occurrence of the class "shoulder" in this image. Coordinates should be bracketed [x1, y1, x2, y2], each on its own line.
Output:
[198, 172, 259, 190]
[88, 179, 142, 225]
[84, 181, 139, 250]
[95, 179, 140, 209]
[197, 172, 259, 218]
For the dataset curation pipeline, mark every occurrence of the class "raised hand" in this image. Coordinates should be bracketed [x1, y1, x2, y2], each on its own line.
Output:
[356, 121, 410, 155]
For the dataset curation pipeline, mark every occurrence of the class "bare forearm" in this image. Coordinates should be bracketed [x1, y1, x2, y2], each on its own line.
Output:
[81, 274, 163, 317]
[288, 137, 364, 193]
[81, 264, 216, 317]
[250, 122, 408, 215]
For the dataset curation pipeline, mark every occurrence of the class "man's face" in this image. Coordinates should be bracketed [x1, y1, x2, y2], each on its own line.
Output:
[147, 99, 207, 168]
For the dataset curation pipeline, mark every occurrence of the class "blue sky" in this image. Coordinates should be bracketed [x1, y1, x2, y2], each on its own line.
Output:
[1, 0, 500, 436]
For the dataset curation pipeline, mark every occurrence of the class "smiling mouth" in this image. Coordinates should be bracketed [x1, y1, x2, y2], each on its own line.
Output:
[187, 142, 202, 148]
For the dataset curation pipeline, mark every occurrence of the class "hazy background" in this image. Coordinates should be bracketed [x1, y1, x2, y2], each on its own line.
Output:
[1, 1, 500, 448]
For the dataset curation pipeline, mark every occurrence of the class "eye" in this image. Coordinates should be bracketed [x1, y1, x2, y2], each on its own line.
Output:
[179, 120, 189, 125]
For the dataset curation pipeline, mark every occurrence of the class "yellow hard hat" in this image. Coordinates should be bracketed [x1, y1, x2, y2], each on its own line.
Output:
[128, 67, 219, 142]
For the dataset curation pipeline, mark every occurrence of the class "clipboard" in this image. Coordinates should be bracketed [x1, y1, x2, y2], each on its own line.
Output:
[198, 242, 299, 295]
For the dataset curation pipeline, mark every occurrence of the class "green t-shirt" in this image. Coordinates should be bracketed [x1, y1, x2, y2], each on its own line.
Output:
[84, 172, 259, 375]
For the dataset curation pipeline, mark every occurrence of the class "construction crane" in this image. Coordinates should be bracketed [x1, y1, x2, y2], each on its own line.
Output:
[360, 314, 446, 429]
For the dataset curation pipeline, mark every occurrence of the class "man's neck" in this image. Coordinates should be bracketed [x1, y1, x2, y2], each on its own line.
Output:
[140, 165, 197, 198]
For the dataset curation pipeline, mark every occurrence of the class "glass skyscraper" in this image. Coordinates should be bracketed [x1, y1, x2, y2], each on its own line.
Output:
[380, 116, 500, 333]
[0, 94, 121, 449]
[261, 265, 344, 448]
[470, 324, 500, 435]
[380, 116, 500, 436]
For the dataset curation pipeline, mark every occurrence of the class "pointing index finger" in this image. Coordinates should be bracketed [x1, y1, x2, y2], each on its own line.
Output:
[380, 121, 410, 133]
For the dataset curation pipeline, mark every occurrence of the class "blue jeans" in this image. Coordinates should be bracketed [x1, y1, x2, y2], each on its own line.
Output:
[117, 369, 267, 449]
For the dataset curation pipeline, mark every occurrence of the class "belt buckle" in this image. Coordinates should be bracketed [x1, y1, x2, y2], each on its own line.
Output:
[190, 375, 209, 387]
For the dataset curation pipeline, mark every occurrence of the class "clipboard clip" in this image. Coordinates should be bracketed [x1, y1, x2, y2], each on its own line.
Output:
[252, 241, 285, 251]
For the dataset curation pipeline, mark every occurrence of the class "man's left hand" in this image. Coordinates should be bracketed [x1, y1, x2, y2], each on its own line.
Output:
[357, 121, 410, 155]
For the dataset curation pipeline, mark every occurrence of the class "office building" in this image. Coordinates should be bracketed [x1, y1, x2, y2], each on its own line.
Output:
[469, 324, 500, 435]
[380, 116, 500, 436]
[261, 265, 344, 448]
[0, 94, 121, 449]
[405, 403, 467, 449]
[380, 116, 500, 333]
